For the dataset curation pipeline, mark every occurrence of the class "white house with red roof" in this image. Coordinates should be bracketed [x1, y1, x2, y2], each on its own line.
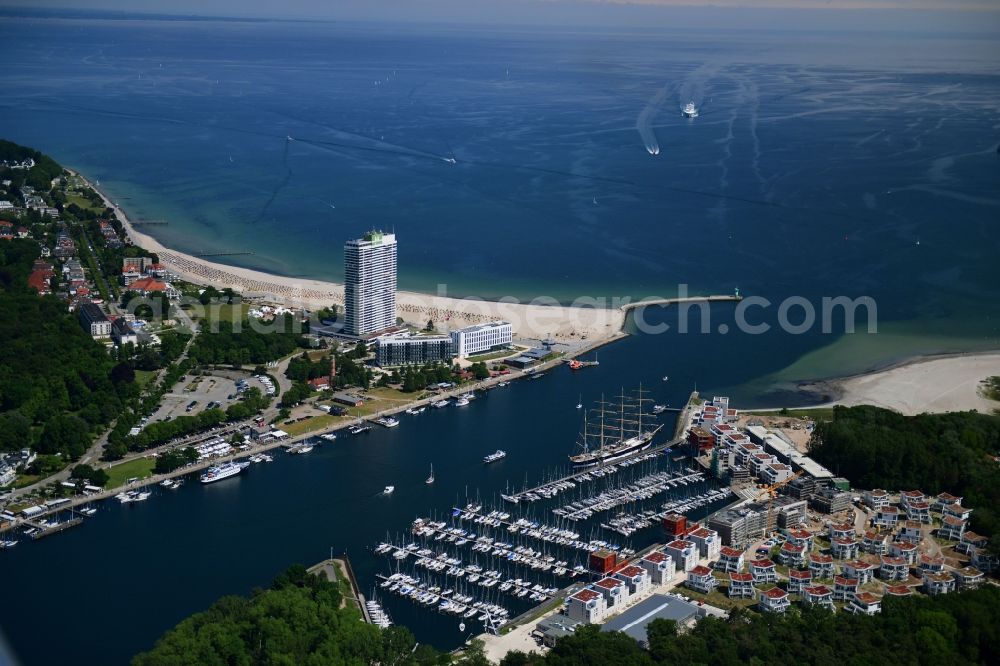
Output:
[715, 546, 745, 573]
[889, 540, 918, 565]
[942, 503, 972, 522]
[861, 530, 891, 555]
[566, 588, 607, 623]
[922, 572, 955, 595]
[918, 554, 945, 575]
[847, 592, 882, 616]
[685, 565, 717, 594]
[614, 565, 651, 596]
[802, 584, 835, 610]
[952, 566, 984, 590]
[828, 522, 855, 541]
[833, 575, 859, 601]
[785, 528, 814, 551]
[884, 584, 912, 598]
[840, 560, 875, 585]
[759, 587, 790, 613]
[879, 556, 909, 582]
[749, 558, 777, 584]
[938, 515, 967, 541]
[778, 542, 807, 568]
[593, 577, 629, 609]
[665, 540, 698, 572]
[639, 551, 675, 585]
[687, 526, 721, 560]
[787, 568, 812, 594]
[762, 463, 793, 485]
[727, 572, 755, 599]
[933, 492, 962, 512]
[905, 500, 932, 524]
[830, 537, 859, 560]
[873, 505, 901, 528]
[899, 490, 925, 509]
[864, 489, 890, 510]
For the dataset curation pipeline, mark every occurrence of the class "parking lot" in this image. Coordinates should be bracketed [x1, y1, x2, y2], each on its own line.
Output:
[148, 371, 271, 424]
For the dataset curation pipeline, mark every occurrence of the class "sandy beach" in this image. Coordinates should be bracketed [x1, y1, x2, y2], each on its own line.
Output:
[803, 352, 1000, 415]
[78, 170, 626, 342]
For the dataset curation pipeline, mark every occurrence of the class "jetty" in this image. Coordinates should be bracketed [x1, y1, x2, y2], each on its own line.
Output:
[618, 293, 742, 313]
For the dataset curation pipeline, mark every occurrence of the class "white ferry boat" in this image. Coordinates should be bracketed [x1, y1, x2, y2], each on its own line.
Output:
[200, 461, 248, 484]
[483, 450, 507, 464]
[682, 101, 699, 118]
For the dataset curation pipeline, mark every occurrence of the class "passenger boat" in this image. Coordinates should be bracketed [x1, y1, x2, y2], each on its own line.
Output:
[483, 450, 507, 464]
[200, 461, 248, 484]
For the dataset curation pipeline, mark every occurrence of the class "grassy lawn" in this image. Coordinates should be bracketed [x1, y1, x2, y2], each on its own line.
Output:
[746, 408, 835, 422]
[67, 193, 105, 214]
[135, 369, 158, 389]
[466, 347, 522, 362]
[191, 302, 250, 325]
[105, 457, 156, 488]
[13, 474, 43, 489]
[281, 413, 342, 437]
[681, 586, 758, 611]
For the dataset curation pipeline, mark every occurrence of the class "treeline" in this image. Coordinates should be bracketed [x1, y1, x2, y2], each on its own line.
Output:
[285, 350, 372, 390]
[504, 587, 1000, 666]
[809, 405, 1000, 539]
[188, 315, 305, 365]
[132, 565, 451, 666]
[0, 240, 135, 458]
[0, 139, 63, 191]
[400, 362, 459, 392]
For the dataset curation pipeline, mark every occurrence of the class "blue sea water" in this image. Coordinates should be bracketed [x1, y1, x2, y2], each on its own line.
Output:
[1, 15, 999, 664]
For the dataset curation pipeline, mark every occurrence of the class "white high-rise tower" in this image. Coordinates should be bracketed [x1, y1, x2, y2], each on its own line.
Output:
[344, 230, 397, 336]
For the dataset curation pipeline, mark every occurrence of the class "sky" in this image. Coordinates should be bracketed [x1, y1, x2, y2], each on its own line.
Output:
[1, 0, 999, 32]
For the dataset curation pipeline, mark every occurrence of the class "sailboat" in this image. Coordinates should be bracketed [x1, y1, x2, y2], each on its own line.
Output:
[568, 386, 662, 468]
[576, 394, 583, 410]
[426, 464, 435, 485]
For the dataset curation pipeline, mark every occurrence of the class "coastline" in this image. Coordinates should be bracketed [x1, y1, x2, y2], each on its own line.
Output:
[794, 351, 1000, 415]
[74, 168, 627, 343]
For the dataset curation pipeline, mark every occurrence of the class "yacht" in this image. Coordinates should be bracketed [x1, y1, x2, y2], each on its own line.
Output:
[454, 398, 470, 407]
[682, 102, 698, 118]
[405, 407, 425, 415]
[652, 404, 667, 414]
[200, 461, 248, 484]
[426, 464, 435, 485]
[320, 433, 337, 442]
[431, 400, 450, 409]
[483, 450, 507, 464]
[375, 416, 400, 428]
[290, 443, 313, 454]
[383, 485, 395, 495]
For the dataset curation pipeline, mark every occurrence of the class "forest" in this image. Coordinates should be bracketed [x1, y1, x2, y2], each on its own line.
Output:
[187, 315, 306, 365]
[132, 565, 453, 666]
[502, 587, 1000, 666]
[809, 405, 1000, 540]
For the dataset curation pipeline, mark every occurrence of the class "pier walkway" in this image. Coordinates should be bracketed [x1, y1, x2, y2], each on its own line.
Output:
[619, 294, 742, 313]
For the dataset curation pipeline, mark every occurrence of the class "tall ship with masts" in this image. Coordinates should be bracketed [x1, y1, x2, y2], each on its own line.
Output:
[569, 387, 662, 468]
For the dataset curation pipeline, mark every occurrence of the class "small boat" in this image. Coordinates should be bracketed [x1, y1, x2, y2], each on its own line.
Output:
[497, 382, 508, 387]
[662, 375, 669, 382]
[652, 404, 667, 414]
[682, 101, 699, 118]
[79, 507, 97, 516]
[530, 373, 545, 380]
[405, 407, 425, 415]
[1, 540, 18, 549]
[576, 394, 583, 410]
[375, 416, 400, 428]
[426, 464, 435, 485]
[432, 400, 450, 409]
[383, 486, 395, 495]
[320, 433, 337, 442]
[454, 398, 469, 407]
[483, 450, 507, 464]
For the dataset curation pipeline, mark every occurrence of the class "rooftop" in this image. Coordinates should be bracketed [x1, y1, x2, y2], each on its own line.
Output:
[600, 594, 701, 645]
[762, 587, 788, 599]
[595, 578, 624, 590]
[572, 589, 601, 602]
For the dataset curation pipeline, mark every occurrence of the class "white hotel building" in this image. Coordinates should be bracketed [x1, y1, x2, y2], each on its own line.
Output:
[450, 321, 512, 358]
[344, 231, 397, 336]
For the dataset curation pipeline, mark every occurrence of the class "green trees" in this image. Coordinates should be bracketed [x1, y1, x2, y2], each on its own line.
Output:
[187, 315, 303, 366]
[70, 463, 109, 487]
[153, 447, 198, 474]
[133, 565, 441, 666]
[470, 362, 490, 380]
[809, 406, 1000, 538]
[501, 588, 1000, 666]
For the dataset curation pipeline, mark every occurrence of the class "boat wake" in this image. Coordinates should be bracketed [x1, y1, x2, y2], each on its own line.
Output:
[636, 84, 669, 156]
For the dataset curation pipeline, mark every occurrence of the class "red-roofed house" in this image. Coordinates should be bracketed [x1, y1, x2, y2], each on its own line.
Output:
[938, 515, 967, 541]
[307, 377, 331, 391]
[884, 584, 912, 597]
[934, 492, 962, 512]
[685, 565, 717, 594]
[802, 585, 835, 609]
[787, 568, 812, 594]
[957, 532, 988, 555]
[727, 572, 755, 599]
[905, 501, 932, 524]
[847, 592, 882, 616]
[923, 572, 955, 596]
[831, 537, 858, 560]
[943, 503, 972, 522]
[833, 575, 859, 602]
[614, 565, 651, 596]
[762, 463, 793, 485]
[952, 566, 984, 590]
[879, 556, 909, 582]
[665, 539, 698, 572]
[862, 530, 891, 555]
[786, 528, 814, 551]
[593, 577, 629, 609]
[829, 523, 855, 541]
[919, 554, 945, 574]
[639, 550, 675, 585]
[809, 553, 835, 579]
[750, 559, 777, 584]
[864, 489, 890, 510]
[566, 588, 607, 624]
[899, 490, 925, 509]
[873, 505, 900, 528]
[688, 526, 721, 560]
[128, 277, 170, 297]
[759, 587, 790, 613]
[715, 546, 745, 573]
[779, 541, 807, 568]
[840, 560, 875, 585]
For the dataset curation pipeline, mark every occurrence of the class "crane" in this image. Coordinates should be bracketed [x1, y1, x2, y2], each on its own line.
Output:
[754, 470, 803, 538]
